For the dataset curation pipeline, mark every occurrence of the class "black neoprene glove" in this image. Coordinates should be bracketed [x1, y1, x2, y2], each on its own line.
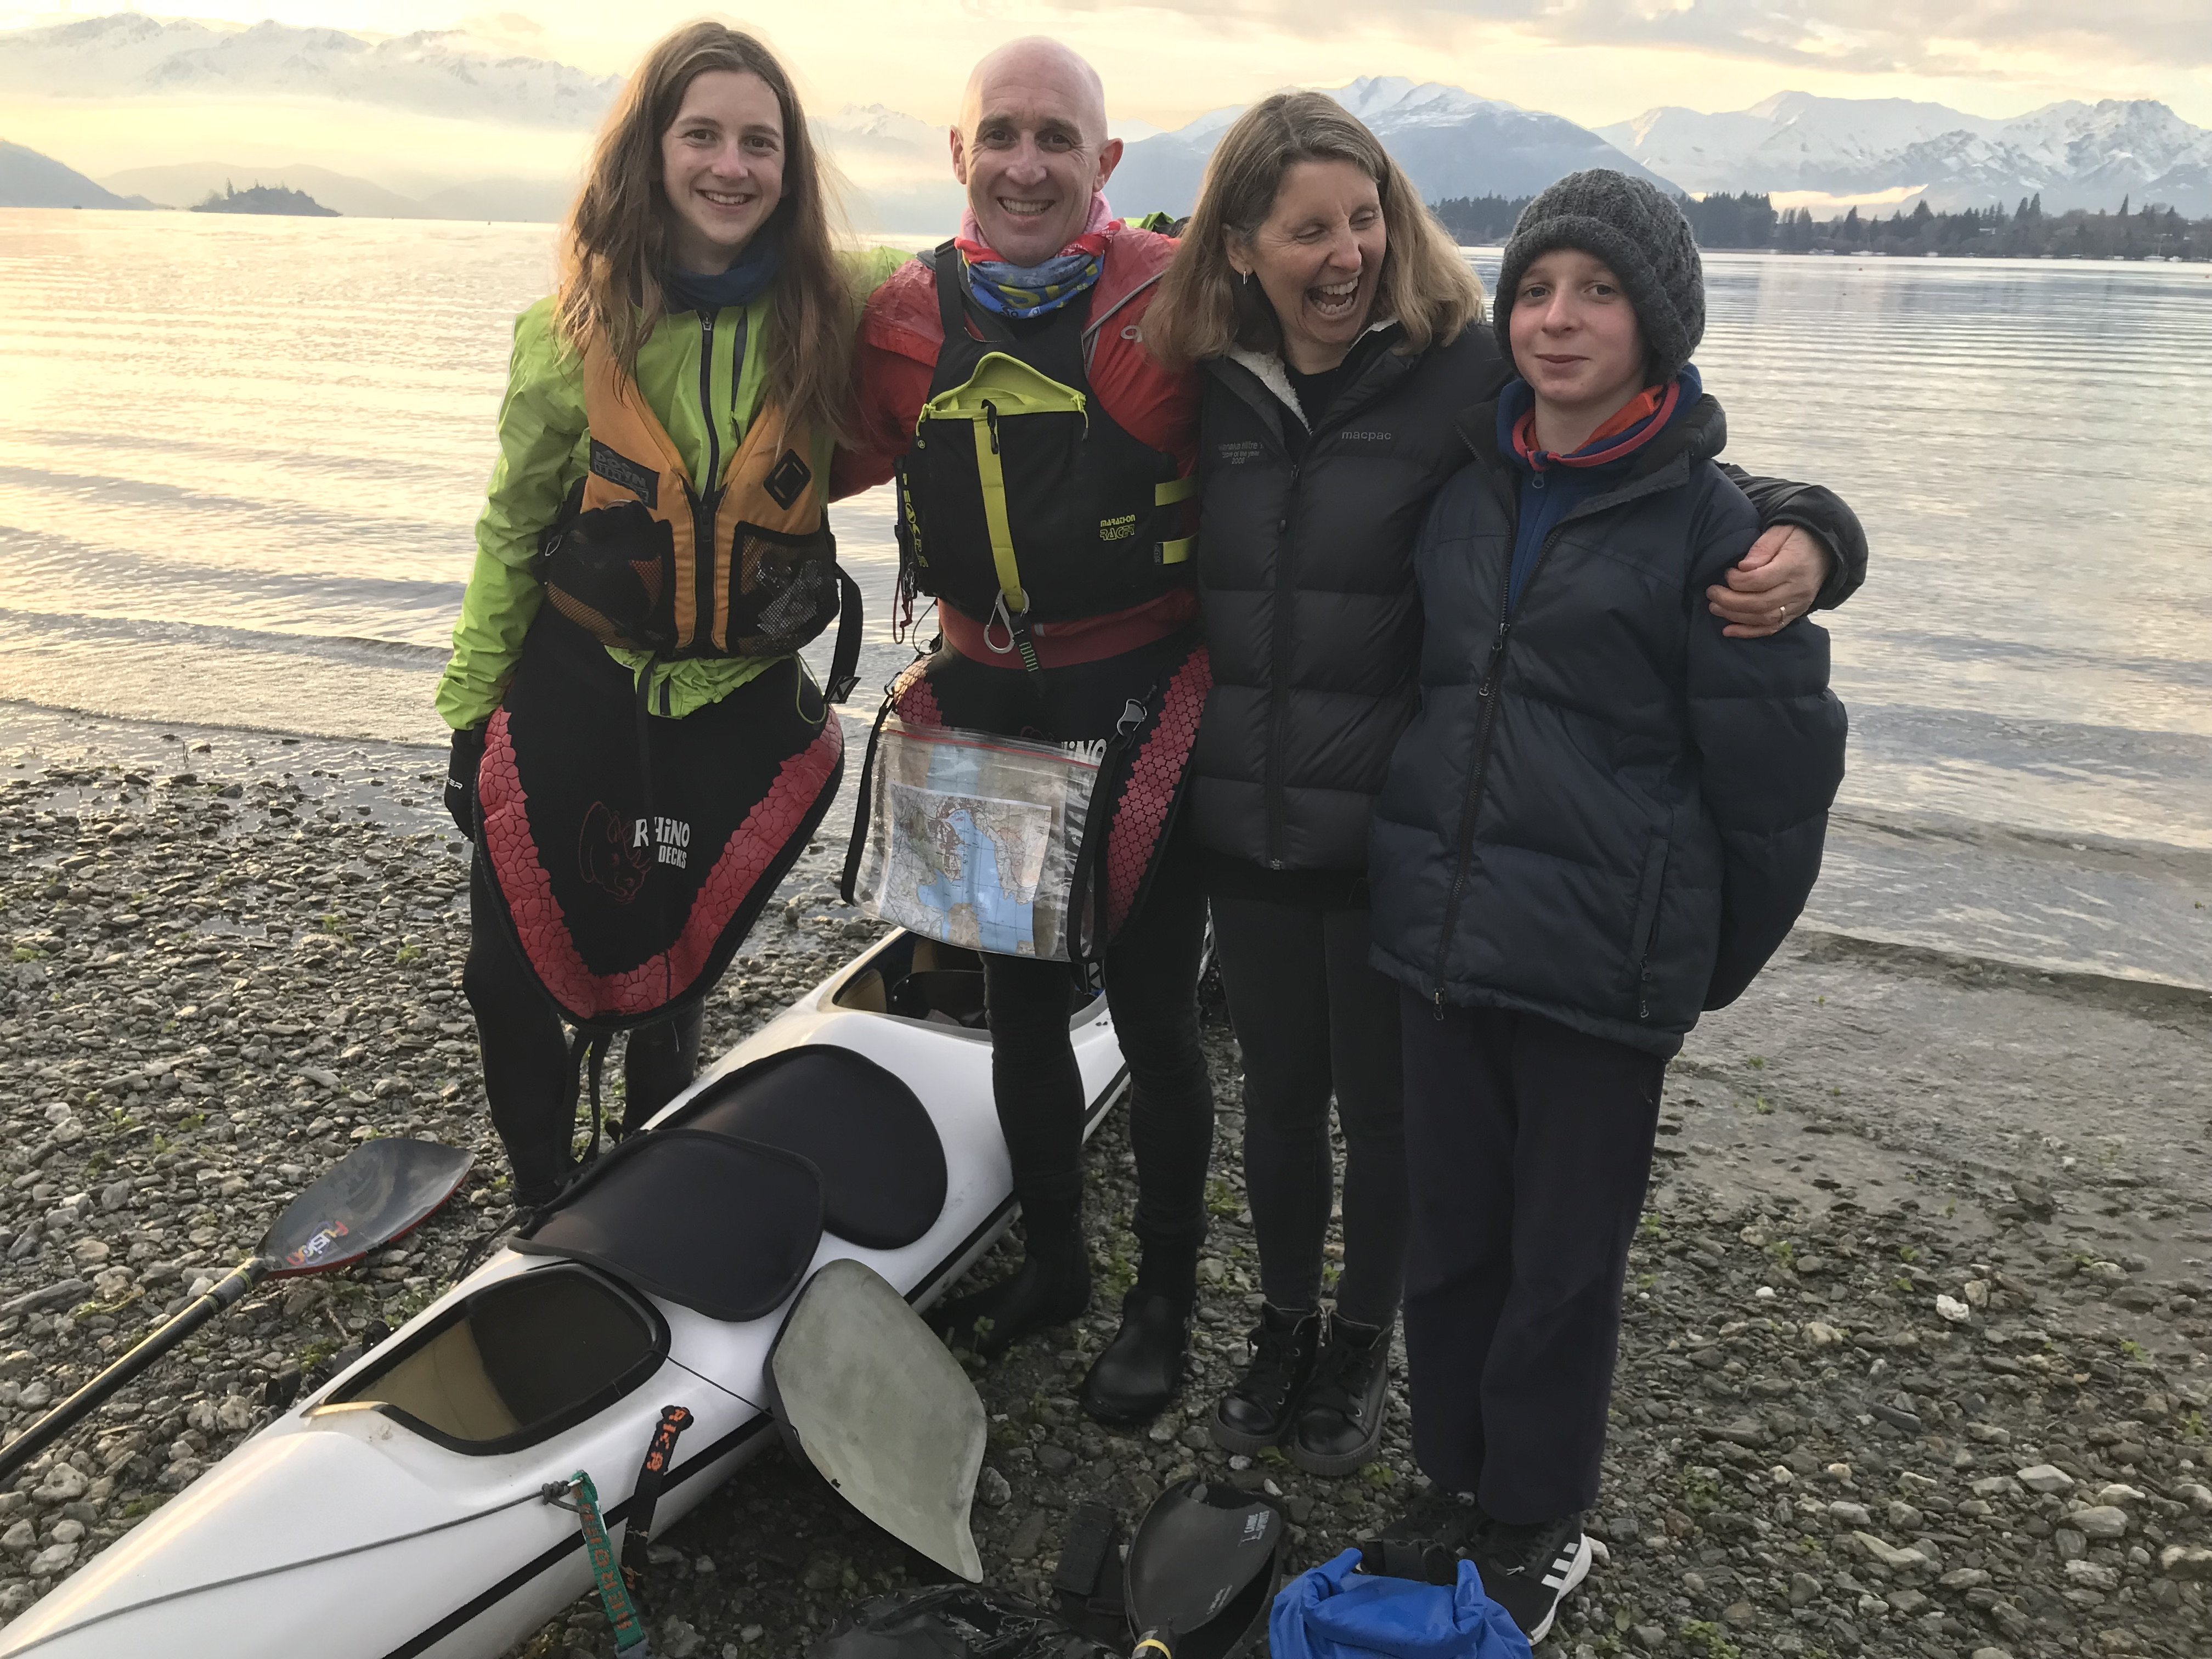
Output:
[444, 725, 487, 837]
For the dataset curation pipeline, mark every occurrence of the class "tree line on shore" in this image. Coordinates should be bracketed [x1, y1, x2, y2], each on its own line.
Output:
[1431, 190, 2212, 259]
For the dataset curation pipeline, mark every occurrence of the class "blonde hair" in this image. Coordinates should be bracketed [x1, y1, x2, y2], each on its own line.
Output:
[555, 21, 855, 443]
[1148, 91, 1483, 369]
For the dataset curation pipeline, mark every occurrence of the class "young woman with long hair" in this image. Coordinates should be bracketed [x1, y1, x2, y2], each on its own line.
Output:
[436, 21, 885, 1207]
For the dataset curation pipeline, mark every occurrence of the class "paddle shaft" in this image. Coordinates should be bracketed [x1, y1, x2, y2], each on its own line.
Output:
[0, 1259, 267, 1482]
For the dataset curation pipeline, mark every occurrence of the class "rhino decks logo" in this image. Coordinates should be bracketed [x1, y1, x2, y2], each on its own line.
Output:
[579, 802, 693, 901]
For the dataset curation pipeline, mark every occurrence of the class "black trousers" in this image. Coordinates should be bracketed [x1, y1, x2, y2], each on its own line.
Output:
[464, 860, 704, 1203]
[1210, 891, 1406, 1328]
[1398, 992, 1664, 1524]
[981, 830, 1215, 1285]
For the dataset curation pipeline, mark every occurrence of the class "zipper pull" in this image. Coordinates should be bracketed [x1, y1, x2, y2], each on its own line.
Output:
[1432, 988, 1446, 1022]
[983, 401, 1002, 454]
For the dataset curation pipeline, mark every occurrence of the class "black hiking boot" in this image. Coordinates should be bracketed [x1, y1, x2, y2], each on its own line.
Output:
[932, 1205, 1091, 1359]
[1209, 1304, 1322, 1454]
[1080, 1290, 1190, 1425]
[1289, 1314, 1392, 1476]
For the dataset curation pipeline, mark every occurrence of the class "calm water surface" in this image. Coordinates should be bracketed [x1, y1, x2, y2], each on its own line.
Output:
[2, 210, 2207, 984]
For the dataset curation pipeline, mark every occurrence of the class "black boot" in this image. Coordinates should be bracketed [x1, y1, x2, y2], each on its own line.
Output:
[933, 1202, 1091, 1360]
[1210, 1304, 1322, 1454]
[1080, 1289, 1191, 1425]
[1289, 1315, 1392, 1476]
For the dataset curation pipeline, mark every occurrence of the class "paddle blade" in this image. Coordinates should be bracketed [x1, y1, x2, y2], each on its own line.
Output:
[769, 1258, 986, 1582]
[1126, 1479, 1284, 1659]
[261, 1138, 475, 1277]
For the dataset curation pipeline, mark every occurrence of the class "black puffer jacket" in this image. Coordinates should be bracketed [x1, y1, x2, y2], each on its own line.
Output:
[1367, 392, 1847, 1057]
[1186, 326, 1500, 873]
[1188, 330, 1867, 879]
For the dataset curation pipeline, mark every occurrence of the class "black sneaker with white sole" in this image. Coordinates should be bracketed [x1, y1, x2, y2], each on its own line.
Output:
[1372, 1485, 1487, 1554]
[1469, 1514, 1590, 1644]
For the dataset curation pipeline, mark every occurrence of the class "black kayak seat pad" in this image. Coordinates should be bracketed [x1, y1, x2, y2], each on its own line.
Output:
[667, 1045, 949, 1251]
[516, 1129, 824, 1323]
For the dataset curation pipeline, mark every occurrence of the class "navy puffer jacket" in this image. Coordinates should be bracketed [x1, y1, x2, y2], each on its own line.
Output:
[1368, 391, 1847, 1057]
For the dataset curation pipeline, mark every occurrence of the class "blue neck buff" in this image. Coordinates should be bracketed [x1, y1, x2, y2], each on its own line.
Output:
[957, 239, 1107, 320]
[663, 229, 782, 315]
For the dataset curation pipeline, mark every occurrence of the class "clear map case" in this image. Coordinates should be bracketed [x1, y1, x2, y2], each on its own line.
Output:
[854, 719, 1101, 961]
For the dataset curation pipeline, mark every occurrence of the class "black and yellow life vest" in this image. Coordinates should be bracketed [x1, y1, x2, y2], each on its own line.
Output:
[537, 331, 854, 689]
[894, 246, 1196, 665]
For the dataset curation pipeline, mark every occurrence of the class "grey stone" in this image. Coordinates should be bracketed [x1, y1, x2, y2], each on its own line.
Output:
[2160, 1544, 2212, 1581]
[2069, 1505, 2128, 1539]
[2016, 1464, 2073, 1494]
[1850, 1531, 1927, 1569]
[2061, 1559, 2117, 1590]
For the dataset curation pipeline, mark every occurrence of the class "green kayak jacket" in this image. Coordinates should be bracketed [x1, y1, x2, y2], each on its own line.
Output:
[436, 247, 908, 731]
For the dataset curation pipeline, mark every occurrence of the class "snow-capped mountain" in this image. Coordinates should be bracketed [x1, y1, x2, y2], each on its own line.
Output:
[1598, 93, 2212, 215]
[0, 13, 620, 128]
[1109, 77, 1669, 218]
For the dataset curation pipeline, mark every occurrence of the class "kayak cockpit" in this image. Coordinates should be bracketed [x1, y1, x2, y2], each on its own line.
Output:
[315, 1261, 667, 1455]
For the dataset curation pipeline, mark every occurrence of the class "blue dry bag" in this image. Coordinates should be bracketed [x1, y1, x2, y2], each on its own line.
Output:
[1268, 1550, 1532, 1659]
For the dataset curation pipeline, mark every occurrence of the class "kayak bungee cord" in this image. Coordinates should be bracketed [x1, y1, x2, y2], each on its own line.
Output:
[0, 1485, 558, 1658]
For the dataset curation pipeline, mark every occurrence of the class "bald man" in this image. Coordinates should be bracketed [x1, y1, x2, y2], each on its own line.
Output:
[837, 37, 1215, 1429]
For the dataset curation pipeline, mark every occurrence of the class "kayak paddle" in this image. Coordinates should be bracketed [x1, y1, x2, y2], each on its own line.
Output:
[1125, 1478, 1284, 1659]
[0, 1137, 473, 1482]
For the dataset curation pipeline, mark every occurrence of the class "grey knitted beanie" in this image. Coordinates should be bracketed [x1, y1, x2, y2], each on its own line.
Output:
[1494, 170, 1705, 381]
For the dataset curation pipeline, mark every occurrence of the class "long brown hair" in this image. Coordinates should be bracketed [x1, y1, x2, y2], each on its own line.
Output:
[1147, 91, 1483, 369]
[555, 21, 854, 443]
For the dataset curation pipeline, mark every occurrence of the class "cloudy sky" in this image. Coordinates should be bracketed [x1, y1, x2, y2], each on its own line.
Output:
[7, 0, 2209, 133]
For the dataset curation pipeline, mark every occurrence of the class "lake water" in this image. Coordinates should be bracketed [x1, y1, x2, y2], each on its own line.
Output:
[2, 209, 2207, 988]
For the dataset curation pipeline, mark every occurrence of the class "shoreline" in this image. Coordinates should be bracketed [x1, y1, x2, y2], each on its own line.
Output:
[0, 721, 2207, 1657]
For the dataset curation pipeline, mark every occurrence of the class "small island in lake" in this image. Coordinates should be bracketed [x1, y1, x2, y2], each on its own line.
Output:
[190, 182, 338, 217]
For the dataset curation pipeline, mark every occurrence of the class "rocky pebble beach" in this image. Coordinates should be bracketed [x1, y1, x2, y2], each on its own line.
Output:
[1, 714, 2208, 1659]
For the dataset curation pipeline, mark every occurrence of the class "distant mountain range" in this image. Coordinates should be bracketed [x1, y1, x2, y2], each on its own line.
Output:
[1598, 92, 2212, 217]
[4, 13, 2209, 224]
[1108, 77, 1673, 217]
[0, 13, 617, 128]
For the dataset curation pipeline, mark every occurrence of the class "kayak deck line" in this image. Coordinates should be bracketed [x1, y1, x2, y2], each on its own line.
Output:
[1, 1486, 558, 1659]
[379, 1416, 780, 1659]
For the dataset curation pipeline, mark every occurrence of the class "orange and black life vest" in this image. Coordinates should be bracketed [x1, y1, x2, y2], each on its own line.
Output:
[538, 334, 860, 697]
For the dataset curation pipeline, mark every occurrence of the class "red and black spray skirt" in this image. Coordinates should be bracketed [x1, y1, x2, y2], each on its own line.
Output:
[843, 627, 1210, 958]
[478, 611, 844, 1029]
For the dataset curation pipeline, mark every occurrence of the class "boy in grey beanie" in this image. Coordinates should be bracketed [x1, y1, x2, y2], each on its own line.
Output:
[1365, 167, 1846, 1645]
[1494, 168, 1706, 382]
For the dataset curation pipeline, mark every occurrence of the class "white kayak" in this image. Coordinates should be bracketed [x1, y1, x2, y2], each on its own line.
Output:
[0, 931, 1127, 1659]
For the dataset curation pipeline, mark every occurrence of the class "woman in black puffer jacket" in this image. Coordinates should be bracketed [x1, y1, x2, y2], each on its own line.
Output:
[1144, 94, 1866, 1480]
